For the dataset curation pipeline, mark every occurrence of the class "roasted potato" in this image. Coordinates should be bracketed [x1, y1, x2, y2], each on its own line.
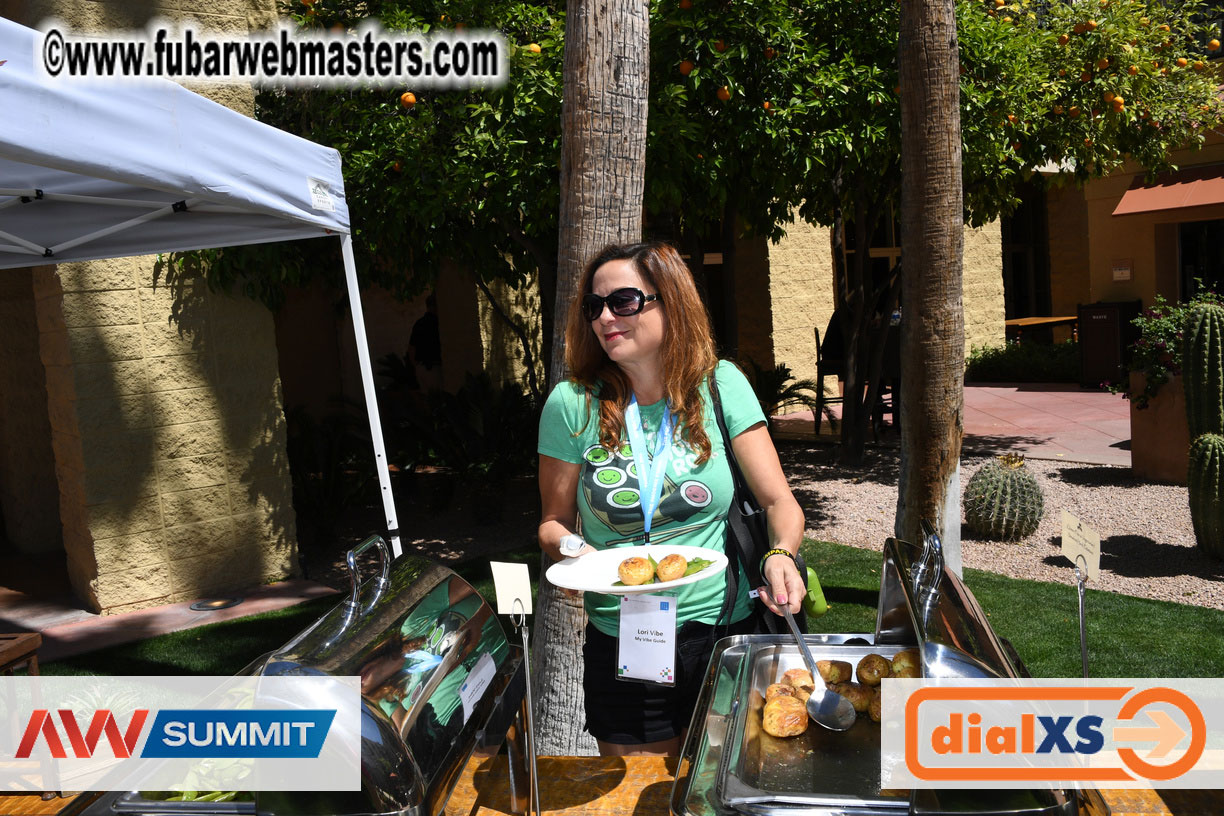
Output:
[832, 682, 872, 713]
[765, 682, 795, 701]
[856, 653, 892, 687]
[781, 668, 815, 692]
[868, 687, 882, 723]
[618, 556, 654, 585]
[655, 553, 688, 582]
[816, 659, 853, 685]
[891, 648, 920, 676]
[762, 695, 808, 738]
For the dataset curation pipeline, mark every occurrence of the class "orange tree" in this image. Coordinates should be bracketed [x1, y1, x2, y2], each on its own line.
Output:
[658, 0, 1224, 463]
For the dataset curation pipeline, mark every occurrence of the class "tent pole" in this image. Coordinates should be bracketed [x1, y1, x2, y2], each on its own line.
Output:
[340, 234, 403, 558]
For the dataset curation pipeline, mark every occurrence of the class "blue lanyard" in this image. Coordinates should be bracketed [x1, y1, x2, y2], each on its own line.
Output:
[624, 396, 674, 544]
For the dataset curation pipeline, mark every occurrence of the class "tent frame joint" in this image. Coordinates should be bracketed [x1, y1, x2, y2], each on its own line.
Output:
[20, 189, 43, 203]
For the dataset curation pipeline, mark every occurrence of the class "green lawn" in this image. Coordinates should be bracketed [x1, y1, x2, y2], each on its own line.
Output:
[39, 541, 1224, 678]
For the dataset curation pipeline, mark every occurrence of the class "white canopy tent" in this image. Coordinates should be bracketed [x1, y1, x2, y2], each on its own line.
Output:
[0, 16, 403, 555]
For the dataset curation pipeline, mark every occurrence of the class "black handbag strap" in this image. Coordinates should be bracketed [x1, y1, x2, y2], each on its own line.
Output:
[709, 369, 758, 627]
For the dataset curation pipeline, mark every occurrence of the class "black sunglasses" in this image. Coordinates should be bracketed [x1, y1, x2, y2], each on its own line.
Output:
[581, 287, 662, 322]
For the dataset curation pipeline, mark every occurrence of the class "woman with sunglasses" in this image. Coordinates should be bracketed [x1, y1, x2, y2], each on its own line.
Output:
[538, 241, 806, 756]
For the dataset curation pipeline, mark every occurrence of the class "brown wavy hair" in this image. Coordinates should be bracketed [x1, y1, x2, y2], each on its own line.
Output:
[565, 241, 719, 464]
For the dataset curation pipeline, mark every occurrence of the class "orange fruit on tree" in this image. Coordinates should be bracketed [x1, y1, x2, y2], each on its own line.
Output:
[1053, 104, 1064, 114]
[762, 101, 771, 109]
[1158, 24, 1170, 32]
[1210, 39, 1221, 51]
[716, 85, 731, 101]
[1080, 71, 1092, 82]
[1193, 60, 1204, 71]
[680, 60, 695, 75]
[392, 161, 402, 173]
[1073, 22, 1086, 34]
[765, 47, 776, 59]
[1139, 17, 1150, 26]
[1086, 19, 1098, 30]
[994, 0, 1005, 7]
[714, 39, 727, 52]
[1069, 105, 1081, 117]
[1006, 113, 1017, 122]
[680, 0, 693, 7]
[1112, 101, 1125, 112]
[1161, 67, 1169, 75]
[1003, 16, 1012, 23]
[1103, 90, 1115, 102]
[302, 0, 315, 5]
[1012, 141, 1022, 151]
[1096, 57, 1109, 70]
[1058, 34, 1070, 45]
[1128, 64, 1138, 75]
[400, 91, 417, 108]
[527, 43, 542, 53]
[1058, 68, 1067, 76]
[1084, 137, 1093, 146]
[1176, 57, 1188, 67]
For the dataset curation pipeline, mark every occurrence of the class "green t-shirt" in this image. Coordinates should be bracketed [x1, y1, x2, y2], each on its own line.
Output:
[538, 360, 767, 636]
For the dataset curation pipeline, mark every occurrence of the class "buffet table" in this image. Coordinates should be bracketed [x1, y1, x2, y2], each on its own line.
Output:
[441, 755, 1197, 816]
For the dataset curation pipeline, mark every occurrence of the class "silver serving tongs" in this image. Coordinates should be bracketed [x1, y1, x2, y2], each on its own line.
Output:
[511, 599, 541, 816]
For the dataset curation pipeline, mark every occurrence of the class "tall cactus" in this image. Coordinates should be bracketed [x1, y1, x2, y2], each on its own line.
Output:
[1183, 303, 1224, 439]
[1188, 434, 1224, 558]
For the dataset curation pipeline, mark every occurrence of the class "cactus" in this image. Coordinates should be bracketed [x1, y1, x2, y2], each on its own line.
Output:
[1188, 434, 1224, 558]
[1182, 303, 1224, 439]
[964, 454, 1045, 541]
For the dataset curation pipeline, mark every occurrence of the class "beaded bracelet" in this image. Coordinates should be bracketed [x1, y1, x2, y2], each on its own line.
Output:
[759, 547, 795, 578]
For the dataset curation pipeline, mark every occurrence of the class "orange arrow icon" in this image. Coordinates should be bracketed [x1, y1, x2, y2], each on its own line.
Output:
[1113, 710, 1187, 759]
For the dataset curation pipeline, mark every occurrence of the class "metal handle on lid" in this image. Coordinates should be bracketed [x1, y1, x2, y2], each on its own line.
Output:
[344, 534, 391, 615]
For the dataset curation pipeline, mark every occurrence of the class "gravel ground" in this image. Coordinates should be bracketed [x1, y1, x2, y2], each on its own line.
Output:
[779, 443, 1224, 611]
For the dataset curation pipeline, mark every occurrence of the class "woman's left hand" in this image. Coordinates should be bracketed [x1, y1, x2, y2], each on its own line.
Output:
[758, 553, 807, 617]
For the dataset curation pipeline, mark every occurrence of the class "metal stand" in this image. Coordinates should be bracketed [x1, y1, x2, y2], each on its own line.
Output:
[1074, 558, 1088, 678]
[511, 599, 540, 816]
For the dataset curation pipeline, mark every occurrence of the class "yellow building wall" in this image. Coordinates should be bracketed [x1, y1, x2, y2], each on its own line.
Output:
[964, 222, 1006, 354]
[1049, 132, 1224, 310]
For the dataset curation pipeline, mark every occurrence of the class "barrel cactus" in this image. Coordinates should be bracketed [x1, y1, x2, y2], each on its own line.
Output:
[1183, 303, 1224, 439]
[1189, 434, 1224, 558]
[964, 454, 1045, 541]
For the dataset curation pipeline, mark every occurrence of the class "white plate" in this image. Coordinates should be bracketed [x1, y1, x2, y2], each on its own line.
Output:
[545, 544, 729, 595]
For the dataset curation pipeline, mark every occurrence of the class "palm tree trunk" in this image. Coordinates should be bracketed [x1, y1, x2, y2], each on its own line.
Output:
[896, 0, 964, 574]
[534, 0, 650, 755]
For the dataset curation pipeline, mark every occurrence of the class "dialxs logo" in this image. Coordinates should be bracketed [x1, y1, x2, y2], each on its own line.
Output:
[881, 679, 1224, 789]
[14, 709, 334, 760]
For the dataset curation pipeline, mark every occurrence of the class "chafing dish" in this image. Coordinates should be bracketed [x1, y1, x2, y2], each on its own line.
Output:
[672, 527, 1110, 816]
[62, 536, 531, 816]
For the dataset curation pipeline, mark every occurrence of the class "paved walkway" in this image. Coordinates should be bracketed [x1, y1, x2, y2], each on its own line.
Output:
[774, 383, 1132, 466]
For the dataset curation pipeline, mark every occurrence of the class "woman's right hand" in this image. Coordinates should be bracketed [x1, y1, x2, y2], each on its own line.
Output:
[539, 454, 584, 561]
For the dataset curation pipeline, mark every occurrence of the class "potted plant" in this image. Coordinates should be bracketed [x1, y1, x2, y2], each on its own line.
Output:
[1123, 292, 1222, 484]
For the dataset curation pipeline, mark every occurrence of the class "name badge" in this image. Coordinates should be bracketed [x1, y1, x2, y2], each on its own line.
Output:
[616, 593, 678, 686]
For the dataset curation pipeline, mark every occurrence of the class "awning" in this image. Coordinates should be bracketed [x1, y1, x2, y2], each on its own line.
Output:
[1112, 163, 1224, 216]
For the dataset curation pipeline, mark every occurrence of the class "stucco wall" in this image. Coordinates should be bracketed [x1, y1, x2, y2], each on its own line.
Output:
[3, 0, 296, 613]
[1048, 132, 1224, 311]
[963, 222, 1006, 353]
[766, 220, 836, 389]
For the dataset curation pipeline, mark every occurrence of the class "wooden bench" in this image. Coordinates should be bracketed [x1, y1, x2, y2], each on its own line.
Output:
[0, 632, 42, 675]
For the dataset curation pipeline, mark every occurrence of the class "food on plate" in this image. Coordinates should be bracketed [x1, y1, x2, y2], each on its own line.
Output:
[612, 551, 717, 586]
[618, 556, 654, 586]
[762, 695, 809, 737]
[891, 648, 920, 675]
[868, 687, 882, 723]
[655, 553, 688, 582]
[856, 653, 892, 686]
[892, 663, 921, 679]
[816, 659, 853, 685]
[765, 682, 795, 701]
[831, 682, 872, 713]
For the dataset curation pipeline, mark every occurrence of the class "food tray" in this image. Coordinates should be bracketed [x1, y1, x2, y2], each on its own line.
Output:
[717, 641, 911, 811]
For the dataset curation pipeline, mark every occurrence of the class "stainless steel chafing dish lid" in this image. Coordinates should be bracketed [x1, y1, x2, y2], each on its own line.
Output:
[875, 525, 1019, 680]
[60, 538, 526, 816]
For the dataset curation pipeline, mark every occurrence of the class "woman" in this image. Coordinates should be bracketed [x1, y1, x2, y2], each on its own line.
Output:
[537, 241, 807, 756]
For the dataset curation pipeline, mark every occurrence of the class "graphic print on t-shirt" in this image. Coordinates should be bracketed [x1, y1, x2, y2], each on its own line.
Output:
[580, 442, 712, 545]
